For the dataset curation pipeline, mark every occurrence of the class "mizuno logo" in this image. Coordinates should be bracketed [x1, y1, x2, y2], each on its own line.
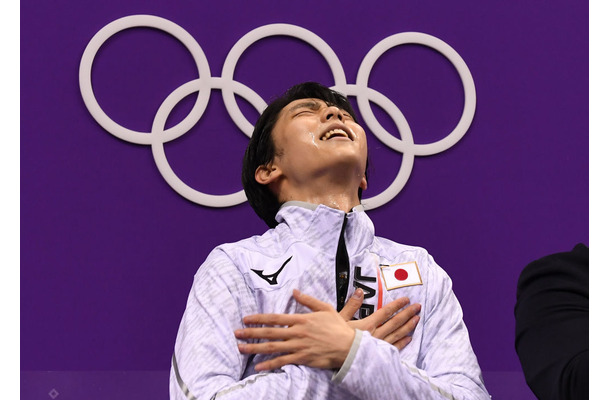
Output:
[251, 256, 293, 285]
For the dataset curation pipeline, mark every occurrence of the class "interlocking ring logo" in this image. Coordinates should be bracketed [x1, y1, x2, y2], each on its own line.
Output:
[79, 14, 476, 210]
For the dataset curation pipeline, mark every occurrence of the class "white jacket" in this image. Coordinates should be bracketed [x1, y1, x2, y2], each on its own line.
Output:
[171, 202, 490, 399]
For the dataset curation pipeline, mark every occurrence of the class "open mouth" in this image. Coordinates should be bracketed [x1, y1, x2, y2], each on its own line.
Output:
[320, 128, 353, 141]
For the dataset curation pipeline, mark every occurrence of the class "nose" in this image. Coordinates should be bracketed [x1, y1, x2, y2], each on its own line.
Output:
[323, 105, 343, 121]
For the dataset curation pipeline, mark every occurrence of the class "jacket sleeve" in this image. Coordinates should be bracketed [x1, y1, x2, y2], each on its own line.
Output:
[169, 249, 337, 400]
[514, 243, 589, 400]
[331, 253, 490, 400]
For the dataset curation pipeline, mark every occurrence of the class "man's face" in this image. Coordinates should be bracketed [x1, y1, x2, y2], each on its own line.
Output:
[266, 97, 368, 191]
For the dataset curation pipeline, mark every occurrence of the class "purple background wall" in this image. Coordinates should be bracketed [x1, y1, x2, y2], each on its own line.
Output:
[21, 1, 588, 399]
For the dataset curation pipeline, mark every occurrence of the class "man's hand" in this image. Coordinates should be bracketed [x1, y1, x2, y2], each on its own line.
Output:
[234, 289, 355, 371]
[234, 289, 421, 372]
[340, 288, 421, 350]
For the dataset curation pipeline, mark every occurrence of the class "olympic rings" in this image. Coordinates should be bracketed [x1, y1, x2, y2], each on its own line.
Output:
[79, 14, 476, 209]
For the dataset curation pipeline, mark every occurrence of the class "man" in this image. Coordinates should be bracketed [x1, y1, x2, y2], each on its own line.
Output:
[170, 82, 489, 399]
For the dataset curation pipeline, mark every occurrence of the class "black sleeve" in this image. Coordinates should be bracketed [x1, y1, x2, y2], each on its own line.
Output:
[514, 243, 589, 400]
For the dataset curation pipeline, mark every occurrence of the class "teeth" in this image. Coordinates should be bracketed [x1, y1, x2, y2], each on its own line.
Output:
[321, 129, 349, 141]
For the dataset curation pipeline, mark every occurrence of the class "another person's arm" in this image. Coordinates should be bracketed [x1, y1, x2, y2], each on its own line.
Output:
[514, 244, 589, 400]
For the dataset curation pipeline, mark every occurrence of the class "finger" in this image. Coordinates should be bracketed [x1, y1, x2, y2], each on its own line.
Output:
[365, 297, 411, 328]
[237, 340, 297, 356]
[234, 326, 294, 340]
[254, 353, 303, 371]
[375, 303, 421, 338]
[383, 314, 420, 345]
[242, 313, 303, 326]
[339, 288, 364, 321]
[293, 289, 334, 312]
[392, 335, 413, 351]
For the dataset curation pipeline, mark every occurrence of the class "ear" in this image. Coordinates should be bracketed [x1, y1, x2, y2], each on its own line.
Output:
[359, 175, 368, 191]
[255, 162, 282, 186]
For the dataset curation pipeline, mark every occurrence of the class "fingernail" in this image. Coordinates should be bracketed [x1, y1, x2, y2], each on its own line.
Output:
[234, 330, 243, 337]
[354, 288, 363, 299]
[293, 289, 301, 297]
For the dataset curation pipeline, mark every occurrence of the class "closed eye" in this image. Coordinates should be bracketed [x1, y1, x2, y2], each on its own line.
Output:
[294, 110, 315, 117]
[288, 101, 322, 118]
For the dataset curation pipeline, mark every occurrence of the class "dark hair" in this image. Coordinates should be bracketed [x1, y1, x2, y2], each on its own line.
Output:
[242, 82, 365, 228]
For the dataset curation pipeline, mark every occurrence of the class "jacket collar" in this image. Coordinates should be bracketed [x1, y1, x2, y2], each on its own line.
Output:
[274, 202, 375, 256]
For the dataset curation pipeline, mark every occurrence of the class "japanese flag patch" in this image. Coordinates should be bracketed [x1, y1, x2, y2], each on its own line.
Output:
[380, 261, 423, 290]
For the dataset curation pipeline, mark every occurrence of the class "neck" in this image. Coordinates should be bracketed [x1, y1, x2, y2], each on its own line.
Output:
[276, 181, 362, 213]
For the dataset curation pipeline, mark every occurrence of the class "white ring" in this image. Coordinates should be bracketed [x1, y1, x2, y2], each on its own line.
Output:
[150, 78, 261, 207]
[356, 32, 476, 156]
[79, 14, 212, 145]
[220, 23, 347, 137]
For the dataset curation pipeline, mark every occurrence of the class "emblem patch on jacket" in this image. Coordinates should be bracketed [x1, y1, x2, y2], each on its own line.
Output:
[380, 261, 423, 290]
[251, 256, 292, 285]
